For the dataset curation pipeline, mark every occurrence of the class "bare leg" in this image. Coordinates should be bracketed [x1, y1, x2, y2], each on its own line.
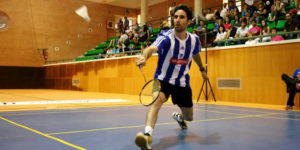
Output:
[179, 107, 193, 121]
[145, 92, 167, 128]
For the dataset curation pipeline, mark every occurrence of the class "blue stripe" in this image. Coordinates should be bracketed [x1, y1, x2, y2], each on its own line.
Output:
[185, 62, 192, 87]
[154, 37, 171, 79]
[163, 37, 180, 82]
[175, 36, 191, 86]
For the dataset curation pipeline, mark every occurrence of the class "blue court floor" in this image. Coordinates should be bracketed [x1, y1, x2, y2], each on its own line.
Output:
[0, 103, 300, 150]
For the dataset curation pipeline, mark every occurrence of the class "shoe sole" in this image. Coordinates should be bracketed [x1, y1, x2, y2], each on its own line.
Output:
[135, 134, 150, 150]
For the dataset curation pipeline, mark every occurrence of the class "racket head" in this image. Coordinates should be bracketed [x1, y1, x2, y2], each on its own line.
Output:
[139, 79, 161, 106]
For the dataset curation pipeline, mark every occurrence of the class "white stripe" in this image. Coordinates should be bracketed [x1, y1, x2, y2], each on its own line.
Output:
[158, 33, 175, 81]
[179, 34, 197, 86]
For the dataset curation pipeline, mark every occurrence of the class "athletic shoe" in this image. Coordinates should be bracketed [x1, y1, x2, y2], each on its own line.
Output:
[172, 112, 188, 129]
[135, 132, 152, 150]
[285, 105, 293, 110]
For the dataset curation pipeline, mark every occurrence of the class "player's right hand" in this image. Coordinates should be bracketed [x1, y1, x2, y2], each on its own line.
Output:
[136, 56, 146, 67]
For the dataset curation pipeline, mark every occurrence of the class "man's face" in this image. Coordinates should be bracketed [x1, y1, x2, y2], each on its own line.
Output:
[174, 10, 190, 33]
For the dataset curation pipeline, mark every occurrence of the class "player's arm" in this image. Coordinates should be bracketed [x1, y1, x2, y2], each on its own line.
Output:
[193, 53, 208, 80]
[136, 45, 158, 66]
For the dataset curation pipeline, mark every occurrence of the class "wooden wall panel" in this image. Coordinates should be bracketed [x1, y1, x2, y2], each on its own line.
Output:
[44, 42, 300, 106]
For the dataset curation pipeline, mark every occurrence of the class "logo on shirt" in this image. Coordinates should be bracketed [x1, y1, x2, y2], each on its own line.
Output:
[169, 58, 189, 65]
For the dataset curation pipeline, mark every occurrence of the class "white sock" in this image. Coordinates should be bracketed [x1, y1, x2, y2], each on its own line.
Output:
[145, 126, 153, 136]
[177, 114, 183, 122]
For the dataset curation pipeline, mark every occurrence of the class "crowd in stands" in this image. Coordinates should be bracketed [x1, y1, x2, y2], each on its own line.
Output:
[75, 0, 300, 61]
[192, 0, 299, 47]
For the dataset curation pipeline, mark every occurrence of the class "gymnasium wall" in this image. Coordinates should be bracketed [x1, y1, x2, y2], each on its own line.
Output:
[0, 66, 45, 89]
[0, 0, 138, 67]
[44, 41, 300, 106]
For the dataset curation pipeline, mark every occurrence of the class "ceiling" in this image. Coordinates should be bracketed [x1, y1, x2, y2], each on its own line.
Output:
[85, 0, 167, 9]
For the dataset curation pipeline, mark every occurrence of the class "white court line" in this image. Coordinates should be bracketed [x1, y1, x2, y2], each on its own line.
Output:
[0, 99, 128, 106]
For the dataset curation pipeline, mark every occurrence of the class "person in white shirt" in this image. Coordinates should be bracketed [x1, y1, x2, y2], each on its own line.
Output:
[220, 3, 229, 19]
[214, 25, 228, 46]
[234, 20, 249, 44]
[245, 0, 254, 6]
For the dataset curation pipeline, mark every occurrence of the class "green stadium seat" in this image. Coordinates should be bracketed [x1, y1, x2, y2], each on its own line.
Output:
[151, 28, 160, 34]
[267, 21, 276, 29]
[187, 27, 193, 33]
[207, 23, 215, 31]
[276, 20, 287, 30]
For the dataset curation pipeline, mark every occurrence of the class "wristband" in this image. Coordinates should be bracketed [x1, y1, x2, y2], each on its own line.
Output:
[200, 67, 205, 72]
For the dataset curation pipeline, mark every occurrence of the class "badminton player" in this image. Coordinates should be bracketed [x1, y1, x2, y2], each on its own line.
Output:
[135, 5, 208, 150]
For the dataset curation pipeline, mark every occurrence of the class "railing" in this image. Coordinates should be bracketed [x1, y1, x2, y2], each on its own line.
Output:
[212, 30, 300, 45]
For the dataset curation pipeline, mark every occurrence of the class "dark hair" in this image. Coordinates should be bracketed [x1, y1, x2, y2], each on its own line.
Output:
[173, 4, 193, 20]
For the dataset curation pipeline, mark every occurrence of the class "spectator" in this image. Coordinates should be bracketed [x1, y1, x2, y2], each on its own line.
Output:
[270, 28, 285, 41]
[124, 17, 129, 31]
[263, 0, 275, 12]
[228, 1, 238, 13]
[245, 0, 254, 6]
[260, 20, 271, 42]
[135, 23, 141, 32]
[139, 25, 150, 42]
[129, 43, 135, 51]
[248, 20, 260, 36]
[250, 12, 260, 24]
[281, 68, 300, 110]
[118, 18, 123, 33]
[214, 19, 224, 33]
[220, 3, 229, 19]
[233, 15, 241, 28]
[205, 8, 215, 20]
[119, 31, 129, 52]
[269, 4, 278, 21]
[273, 0, 286, 16]
[235, 21, 249, 44]
[224, 16, 232, 32]
[256, 3, 268, 21]
[283, 13, 299, 39]
[148, 23, 153, 33]
[197, 20, 207, 34]
[214, 25, 229, 46]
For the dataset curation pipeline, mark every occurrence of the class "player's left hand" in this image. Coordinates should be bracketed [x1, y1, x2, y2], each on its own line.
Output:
[201, 71, 208, 81]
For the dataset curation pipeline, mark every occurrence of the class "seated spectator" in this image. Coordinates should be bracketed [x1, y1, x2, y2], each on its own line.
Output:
[139, 25, 150, 42]
[135, 23, 141, 32]
[214, 25, 229, 46]
[196, 20, 207, 35]
[233, 15, 241, 28]
[250, 12, 261, 25]
[261, 20, 271, 42]
[270, 28, 285, 41]
[205, 8, 215, 20]
[220, 3, 229, 19]
[228, 1, 238, 13]
[224, 16, 232, 32]
[129, 43, 135, 51]
[245, 35, 260, 44]
[235, 21, 249, 44]
[119, 31, 129, 52]
[256, 3, 268, 22]
[241, 4, 249, 20]
[214, 19, 224, 34]
[263, 0, 274, 12]
[273, 0, 286, 16]
[269, 4, 278, 22]
[283, 13, 299, 39]
[248, 20, 261, 36]
[245, 0, 254, 6]
[281, 68, 300, 110]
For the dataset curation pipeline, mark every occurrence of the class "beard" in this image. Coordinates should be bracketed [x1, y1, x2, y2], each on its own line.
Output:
[174, 24, 186, 33]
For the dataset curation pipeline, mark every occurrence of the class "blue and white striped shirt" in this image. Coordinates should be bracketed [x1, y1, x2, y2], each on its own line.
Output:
[152, 29, 201, 87]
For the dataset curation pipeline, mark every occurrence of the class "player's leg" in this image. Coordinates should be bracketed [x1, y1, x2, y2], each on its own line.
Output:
[172, 86, 193, 129]
[135, 92, 167, 150]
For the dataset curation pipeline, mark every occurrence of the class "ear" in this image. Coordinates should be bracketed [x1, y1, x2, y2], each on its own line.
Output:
[188, 19, 191, 25]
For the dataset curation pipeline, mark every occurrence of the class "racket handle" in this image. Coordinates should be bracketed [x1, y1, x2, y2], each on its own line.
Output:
[139, 65, 143, 71]
[139, 65, 147, 82]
